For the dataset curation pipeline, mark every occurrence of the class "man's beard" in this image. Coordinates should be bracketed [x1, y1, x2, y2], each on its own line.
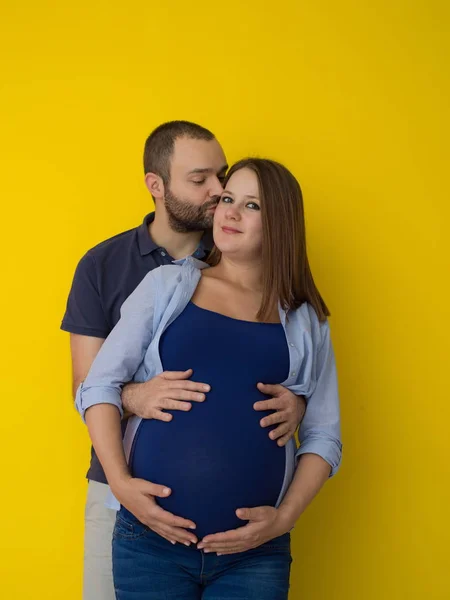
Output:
[164, 188, 218, 233]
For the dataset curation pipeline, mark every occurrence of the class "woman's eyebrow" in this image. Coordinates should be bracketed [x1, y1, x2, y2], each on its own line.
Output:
[221, 192, 259, 199]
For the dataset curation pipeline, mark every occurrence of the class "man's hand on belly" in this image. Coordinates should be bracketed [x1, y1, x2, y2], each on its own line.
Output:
[122, 369, 210, 420]
[111, 476, 199, 546]
[197, 506, 288, 555]
[254, 383, 306, 445]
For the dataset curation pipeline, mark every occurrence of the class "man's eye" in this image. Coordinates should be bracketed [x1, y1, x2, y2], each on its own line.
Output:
[192, 179, 206, 185]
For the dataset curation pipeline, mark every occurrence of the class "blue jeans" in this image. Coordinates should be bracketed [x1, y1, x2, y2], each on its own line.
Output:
[112, 509, 292, 600]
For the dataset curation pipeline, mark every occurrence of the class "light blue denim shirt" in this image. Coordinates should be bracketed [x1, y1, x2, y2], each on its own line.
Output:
[76, 256, 342, 506]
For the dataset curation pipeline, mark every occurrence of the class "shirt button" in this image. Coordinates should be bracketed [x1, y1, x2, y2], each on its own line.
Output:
[161, 251, 166, 256]
[290, 371, 296, 377]
[289, 342, 295, 347]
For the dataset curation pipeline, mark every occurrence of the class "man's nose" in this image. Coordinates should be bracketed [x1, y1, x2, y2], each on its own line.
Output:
[208, 177, 224, 197]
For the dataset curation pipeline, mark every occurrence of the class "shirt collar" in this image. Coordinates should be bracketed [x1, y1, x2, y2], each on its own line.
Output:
[137, 213, 159, 256]
[137, 212, 214, 258]
[194, 228, 213, 259]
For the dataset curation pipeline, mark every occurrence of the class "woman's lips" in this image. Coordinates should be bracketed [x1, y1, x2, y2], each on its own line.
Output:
[221, 226, 242, 234]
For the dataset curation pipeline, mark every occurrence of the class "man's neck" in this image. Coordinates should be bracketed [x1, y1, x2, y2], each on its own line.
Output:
[149, 210, 204, 260]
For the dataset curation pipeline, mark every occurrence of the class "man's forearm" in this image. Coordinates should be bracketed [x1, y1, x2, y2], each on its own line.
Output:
[85, 404, 130, 487]
[80, 382, 139, 419]
[121, 382, 142, 418]
[277, 453, 332, 528]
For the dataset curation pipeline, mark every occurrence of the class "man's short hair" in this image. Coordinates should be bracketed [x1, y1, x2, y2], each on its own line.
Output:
[143, 120, 215, 183]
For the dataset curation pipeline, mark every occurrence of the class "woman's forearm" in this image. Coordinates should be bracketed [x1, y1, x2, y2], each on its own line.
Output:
[277, 453, 332, 528]
[85, 404, 130, 487]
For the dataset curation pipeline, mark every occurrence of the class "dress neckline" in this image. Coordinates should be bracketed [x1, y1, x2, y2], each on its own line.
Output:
[188, 301, 282, 326]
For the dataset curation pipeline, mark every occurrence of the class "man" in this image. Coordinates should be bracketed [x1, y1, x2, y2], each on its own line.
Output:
[62, 121, 306, 600]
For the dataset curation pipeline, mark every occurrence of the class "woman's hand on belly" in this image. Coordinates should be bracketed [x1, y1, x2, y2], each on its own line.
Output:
[254, 383, 306, 446]
[111, 475, 199, 546]
[197, 505, 289, 555]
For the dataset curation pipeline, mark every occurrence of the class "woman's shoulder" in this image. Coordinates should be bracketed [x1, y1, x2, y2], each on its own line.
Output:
[139, 256, 207, 281]
[290, 302, 330, 344]
[123, 257, 208, 314]
[155, 256, 209, 282]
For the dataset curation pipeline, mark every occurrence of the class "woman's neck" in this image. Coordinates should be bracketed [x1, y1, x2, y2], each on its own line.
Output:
[209, 255, 263, 292]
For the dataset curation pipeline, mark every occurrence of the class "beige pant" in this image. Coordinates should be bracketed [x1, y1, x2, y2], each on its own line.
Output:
[84, 480, 116, 600]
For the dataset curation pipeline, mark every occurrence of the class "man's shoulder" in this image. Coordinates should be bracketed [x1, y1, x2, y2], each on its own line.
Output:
[84, 224, 139, 265]
[62, 217, 153, 337]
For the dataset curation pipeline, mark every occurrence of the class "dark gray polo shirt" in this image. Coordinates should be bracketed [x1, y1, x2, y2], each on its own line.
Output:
[61, 212, 212, 483]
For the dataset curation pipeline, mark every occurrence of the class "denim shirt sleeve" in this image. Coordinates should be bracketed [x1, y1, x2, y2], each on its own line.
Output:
[75, 269, 158, 421]
[295, 320, 342, 477]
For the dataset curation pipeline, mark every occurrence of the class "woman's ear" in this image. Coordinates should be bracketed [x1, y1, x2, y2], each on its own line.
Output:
[145, 172, 165, 199]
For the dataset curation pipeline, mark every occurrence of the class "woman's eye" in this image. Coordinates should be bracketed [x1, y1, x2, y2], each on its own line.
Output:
[247, 202, 260, 210]
[221, 196, 233, 203]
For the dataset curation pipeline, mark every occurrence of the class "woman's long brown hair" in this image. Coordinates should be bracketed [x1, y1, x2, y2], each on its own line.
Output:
[208, 158, 330, 322]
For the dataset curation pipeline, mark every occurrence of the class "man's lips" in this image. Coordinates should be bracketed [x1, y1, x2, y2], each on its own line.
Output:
[221, 226, 242, 234]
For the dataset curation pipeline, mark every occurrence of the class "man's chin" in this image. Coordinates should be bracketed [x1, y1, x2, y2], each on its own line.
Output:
[168, 218, 213, 234]
[202, 215, 214, 229]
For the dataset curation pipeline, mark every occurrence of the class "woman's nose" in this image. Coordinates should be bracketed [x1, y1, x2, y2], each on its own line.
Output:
[225, 204, 241, 220]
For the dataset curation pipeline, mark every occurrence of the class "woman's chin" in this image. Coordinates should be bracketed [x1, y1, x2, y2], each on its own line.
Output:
[214, 241, 241, 256]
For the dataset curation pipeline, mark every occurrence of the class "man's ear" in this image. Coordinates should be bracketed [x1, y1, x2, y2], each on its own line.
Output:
[145, 172, 165, 200]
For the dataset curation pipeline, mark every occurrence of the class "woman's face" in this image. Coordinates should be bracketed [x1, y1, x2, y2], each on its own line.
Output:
[213, 168, 263, 261]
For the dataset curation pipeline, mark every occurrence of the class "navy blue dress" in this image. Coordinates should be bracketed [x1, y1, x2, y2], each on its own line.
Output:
[130, 302, 290, 538]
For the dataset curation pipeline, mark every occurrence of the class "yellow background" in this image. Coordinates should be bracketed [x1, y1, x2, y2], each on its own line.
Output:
[1, 1, 449, 598]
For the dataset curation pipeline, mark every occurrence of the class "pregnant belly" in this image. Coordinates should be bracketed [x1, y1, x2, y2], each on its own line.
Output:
[130, 396, 286, 539]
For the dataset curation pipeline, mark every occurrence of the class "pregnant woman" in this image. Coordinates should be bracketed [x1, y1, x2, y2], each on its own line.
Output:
[77, 158, 342, 600]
